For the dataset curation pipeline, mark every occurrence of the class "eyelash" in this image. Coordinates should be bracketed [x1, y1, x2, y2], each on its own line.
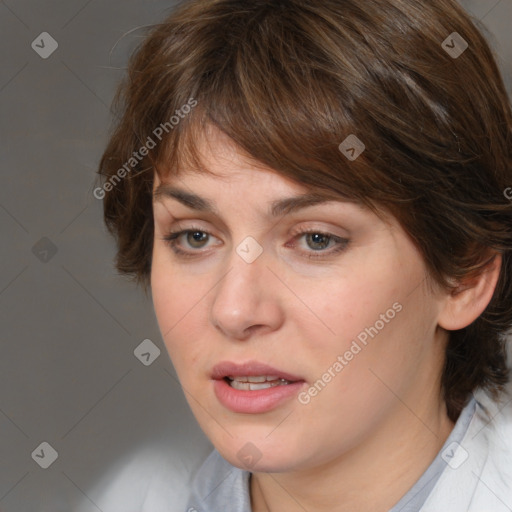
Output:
[161, 226, 349, 260]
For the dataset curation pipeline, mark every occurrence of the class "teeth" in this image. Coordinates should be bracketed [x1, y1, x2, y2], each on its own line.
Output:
[248, 376, 268, 383]
[228, 377, 292, 391]
[229, 375, 280, 383]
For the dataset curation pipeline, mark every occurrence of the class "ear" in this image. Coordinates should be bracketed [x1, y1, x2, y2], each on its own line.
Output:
[437, 253, 502, 331]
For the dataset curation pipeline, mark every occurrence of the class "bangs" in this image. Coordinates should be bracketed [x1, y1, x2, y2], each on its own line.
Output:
[142, 3, 410, 215]
[154, 103, 378, 213]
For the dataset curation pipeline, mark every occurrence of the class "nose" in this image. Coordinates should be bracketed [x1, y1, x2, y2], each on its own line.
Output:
[209, 247, 285, 340]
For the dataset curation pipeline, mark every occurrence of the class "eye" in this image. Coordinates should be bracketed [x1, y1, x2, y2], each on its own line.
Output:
[288, 229, 349, 259]
[161, 226, 218, 258]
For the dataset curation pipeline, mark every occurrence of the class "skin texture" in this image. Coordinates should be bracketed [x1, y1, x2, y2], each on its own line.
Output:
[151, 127, 500, 512]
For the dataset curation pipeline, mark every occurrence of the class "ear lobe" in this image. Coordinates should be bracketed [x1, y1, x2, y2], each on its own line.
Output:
[437, 253, 502, 331]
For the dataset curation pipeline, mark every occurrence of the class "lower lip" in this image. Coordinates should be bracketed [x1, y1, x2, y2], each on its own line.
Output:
[213, 378, 305, 414]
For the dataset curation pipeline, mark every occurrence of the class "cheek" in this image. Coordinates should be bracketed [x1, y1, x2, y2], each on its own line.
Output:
[150, 249, 208, 370]
[296, 265, 402, 357]
[291, 289, 427, 450]
[296, 253, 431, 394]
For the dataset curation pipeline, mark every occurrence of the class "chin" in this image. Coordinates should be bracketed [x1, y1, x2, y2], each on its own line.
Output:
[215, 437, 308, 474]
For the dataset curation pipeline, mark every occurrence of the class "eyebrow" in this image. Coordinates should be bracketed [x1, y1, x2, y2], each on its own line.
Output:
[153, 184, 346, 217]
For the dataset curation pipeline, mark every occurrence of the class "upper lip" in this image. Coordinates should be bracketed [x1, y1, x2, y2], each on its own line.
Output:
[211, 360, 304, 382]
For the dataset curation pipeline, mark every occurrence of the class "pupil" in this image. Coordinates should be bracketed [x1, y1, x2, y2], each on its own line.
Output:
[308, 233, 329, 250]
[188, 231, 207, 247]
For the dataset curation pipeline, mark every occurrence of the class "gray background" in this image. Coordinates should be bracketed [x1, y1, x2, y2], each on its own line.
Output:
[0, 1, 511, 511]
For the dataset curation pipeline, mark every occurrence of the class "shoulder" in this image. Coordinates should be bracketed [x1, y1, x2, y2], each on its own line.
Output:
[473, 383, 512, 440]
[186, 449, 252, 512]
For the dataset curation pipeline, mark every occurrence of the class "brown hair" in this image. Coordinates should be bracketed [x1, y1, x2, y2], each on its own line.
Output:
[97, 0, 512, 421]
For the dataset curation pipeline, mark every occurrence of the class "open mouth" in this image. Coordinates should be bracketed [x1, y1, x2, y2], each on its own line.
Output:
[211, 361, 305, 413]
[224, 375, 294, 391]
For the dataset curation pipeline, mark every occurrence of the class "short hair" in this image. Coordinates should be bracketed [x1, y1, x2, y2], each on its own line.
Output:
[97, 0, 512, 421]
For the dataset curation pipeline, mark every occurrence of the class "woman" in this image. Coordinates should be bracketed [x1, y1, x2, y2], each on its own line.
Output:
[97, 0, 512, 510]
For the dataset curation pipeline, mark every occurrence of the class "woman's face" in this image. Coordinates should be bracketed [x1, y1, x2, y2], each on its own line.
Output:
[151, 128, 450, 473]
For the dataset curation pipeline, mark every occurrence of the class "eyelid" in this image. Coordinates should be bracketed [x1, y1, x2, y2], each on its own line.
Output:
[288, 223, 349, 240]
